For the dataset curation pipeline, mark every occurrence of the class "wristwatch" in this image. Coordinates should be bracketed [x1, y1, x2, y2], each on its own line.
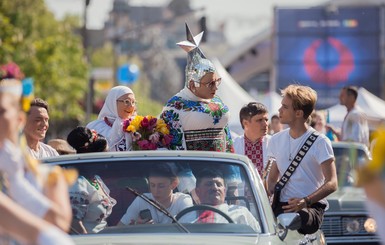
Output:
[304, 196, 312, 207]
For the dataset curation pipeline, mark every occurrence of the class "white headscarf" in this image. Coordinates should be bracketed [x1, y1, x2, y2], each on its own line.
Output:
[87, 86, 134, 151]
[97, 85, 134, 120]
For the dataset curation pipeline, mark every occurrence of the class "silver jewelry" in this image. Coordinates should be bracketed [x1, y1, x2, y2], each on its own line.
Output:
[288, 131, 310, 162]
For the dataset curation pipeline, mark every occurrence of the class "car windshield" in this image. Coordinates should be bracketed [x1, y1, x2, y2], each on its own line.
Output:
[59, 156, 263, 235]
[333, 146, 369, 187]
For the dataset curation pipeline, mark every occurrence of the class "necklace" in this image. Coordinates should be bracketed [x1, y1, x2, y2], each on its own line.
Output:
[288, 130, 309, 162]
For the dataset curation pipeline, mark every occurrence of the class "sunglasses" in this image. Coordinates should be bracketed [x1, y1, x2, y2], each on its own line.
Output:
[117, 99, 137, 106]
[202, 78, 222, 89]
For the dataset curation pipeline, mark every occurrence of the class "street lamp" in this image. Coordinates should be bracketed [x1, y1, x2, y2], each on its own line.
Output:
[83, 0, 93, 122]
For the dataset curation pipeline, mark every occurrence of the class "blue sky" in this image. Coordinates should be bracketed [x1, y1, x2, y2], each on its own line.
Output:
[45, 0, 326, 45]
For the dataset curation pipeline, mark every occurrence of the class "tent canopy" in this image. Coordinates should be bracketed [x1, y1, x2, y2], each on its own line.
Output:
[214, 58, 255, 135]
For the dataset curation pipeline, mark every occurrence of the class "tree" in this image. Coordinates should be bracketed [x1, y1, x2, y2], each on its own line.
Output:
[0, 0, 88, 126]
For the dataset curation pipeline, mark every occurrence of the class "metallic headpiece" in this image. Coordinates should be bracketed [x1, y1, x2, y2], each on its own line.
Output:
[177, 23, 216, 87]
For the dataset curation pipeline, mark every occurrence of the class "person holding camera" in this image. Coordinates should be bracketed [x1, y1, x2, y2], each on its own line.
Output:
[118, 164, 193, 225]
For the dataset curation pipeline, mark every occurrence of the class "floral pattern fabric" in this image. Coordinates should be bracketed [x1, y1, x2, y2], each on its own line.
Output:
[160, 88, 234, 152]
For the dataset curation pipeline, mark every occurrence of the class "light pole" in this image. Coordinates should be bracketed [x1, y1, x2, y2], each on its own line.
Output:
[83, 0, 93, 122]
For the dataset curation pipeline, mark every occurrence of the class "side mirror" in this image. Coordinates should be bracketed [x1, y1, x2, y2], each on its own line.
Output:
[276, 213, 302, 241]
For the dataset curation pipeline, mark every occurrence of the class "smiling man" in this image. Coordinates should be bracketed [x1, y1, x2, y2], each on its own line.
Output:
[24, 98, 58, 159]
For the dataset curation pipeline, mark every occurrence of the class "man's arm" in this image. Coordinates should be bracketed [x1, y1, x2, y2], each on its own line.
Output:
[306, 158, 338, 204]
[284, 158, 338, 212]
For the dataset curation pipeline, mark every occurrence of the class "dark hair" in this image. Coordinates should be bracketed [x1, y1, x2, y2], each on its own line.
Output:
[195, 168, 224, 187]
[343, 86, 358, 100]
[30, 98, 49, 113]
[239, 102, 268, 129]
[148, 163, 177, 181]
[271, 114, 279, 121]
[67, 126, 107, 153]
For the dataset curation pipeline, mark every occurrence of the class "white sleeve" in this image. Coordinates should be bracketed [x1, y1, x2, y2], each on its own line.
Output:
[120, 197, 141, 225]
[175, 193, 193, 212]
[8, 172, 51, 217]
[37, 226, 75, 245]
[0, 140, 51, 217]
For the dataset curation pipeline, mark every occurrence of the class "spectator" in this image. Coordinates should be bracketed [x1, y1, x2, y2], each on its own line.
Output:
[269, 114, 283, 135]
[67, 126, 116, 234]
[0, 64, 73, 243]
[48, 139, 76, 155]
[87, 86, 137, 151]
[267, 84, 337, 234]
[234, 102, 270, 177]
[310, 110, 337, 141]
[24, 98, 59, 158]
[327, 86, 369, 147]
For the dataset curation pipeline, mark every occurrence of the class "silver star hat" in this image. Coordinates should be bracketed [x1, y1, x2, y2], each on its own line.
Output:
[177, 23, 216, 87]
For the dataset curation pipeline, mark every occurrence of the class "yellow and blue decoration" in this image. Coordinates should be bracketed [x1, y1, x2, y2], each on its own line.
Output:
[356, 127, 385, 186]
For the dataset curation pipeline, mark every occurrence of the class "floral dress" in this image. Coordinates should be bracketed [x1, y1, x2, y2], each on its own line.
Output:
[160, 87, 234, 152]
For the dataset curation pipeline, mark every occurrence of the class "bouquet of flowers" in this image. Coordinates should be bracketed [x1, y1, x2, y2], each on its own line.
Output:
[123, 115, 173, 150]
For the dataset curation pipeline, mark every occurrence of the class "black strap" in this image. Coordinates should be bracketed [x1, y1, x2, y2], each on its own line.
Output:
[274, 131, 319, 192]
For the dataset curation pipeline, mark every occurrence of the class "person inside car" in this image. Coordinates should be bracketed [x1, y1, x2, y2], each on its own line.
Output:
[67, 126, 116, 234]
[180, 168, 261, 232]
[118, 163, 193, 225]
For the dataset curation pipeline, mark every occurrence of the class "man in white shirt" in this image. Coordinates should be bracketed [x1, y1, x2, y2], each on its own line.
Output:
[267, 84, 338, 234]
[328, 86, 369, 147]
[181, 168, 260, 232]
[234, 102, 270, 178]
[24, 98, 59, 159]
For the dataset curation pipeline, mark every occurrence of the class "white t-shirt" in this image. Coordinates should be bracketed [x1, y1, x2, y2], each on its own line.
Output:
[179, 203, 261, 233]
[120, 192, 193, 224]
[267, 128, 334, 204]
[341, 107, 369, 147]
[27, 142, 59, 159]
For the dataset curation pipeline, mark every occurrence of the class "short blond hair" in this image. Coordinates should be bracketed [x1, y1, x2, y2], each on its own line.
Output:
[281, 84, 317, 120]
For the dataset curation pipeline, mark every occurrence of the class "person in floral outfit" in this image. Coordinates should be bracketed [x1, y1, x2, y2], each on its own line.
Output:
[160, 24, 236, 200]
[160, 24, 234, 153]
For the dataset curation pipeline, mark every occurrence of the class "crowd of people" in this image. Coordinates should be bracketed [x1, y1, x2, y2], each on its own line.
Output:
[1, 22, 383, 244]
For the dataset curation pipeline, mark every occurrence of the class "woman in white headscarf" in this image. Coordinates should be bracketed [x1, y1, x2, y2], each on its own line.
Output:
[87, 86, 136, 151]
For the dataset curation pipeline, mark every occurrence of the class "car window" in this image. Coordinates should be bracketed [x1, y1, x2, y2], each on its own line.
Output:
[61, 158, 262, 234]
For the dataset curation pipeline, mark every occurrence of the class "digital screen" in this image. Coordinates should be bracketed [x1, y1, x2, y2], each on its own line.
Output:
[275, 7, 381, 108]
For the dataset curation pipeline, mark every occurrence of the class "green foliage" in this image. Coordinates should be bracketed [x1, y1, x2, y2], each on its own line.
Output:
[0, 0, 88, 122]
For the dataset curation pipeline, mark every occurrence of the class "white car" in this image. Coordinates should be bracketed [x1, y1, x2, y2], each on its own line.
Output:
[44, 151, 325, 245]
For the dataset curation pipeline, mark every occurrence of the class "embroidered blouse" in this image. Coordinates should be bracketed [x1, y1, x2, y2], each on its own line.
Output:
[160, 88, 234, 152]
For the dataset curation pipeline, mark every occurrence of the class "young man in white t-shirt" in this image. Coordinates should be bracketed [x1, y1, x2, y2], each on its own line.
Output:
[118, 163, 193, 225]
[24, 98, 59, 159]
[266, 84, 338, 234]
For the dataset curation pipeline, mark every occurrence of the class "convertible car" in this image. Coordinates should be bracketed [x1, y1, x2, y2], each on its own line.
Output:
[44, 151, 325, 245]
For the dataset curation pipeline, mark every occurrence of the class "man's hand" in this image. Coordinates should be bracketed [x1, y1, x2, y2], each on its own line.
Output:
[282, 197, 306, 212]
